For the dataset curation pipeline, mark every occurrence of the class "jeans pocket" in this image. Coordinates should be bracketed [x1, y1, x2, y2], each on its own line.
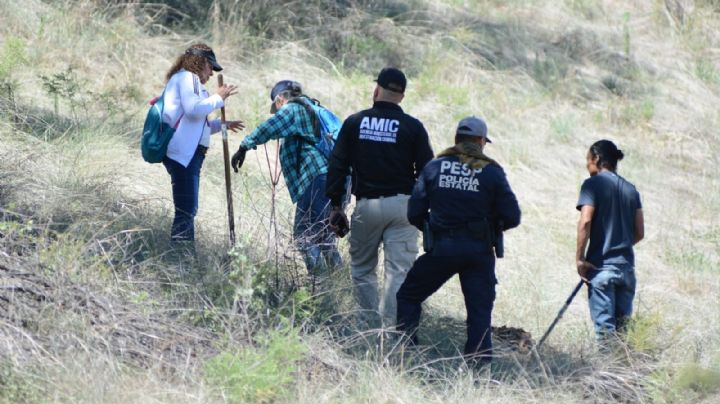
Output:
[589, 269, 616, 289]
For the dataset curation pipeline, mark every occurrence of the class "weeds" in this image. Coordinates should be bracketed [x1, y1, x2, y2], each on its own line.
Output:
[624, 311, 665, 354]
[623, 12, 632, 59]
[549, 113, 577, 143]
[204, 327, 306, 403]
[39, 66, 82, 119]
[0, 363, 45, 404]
[695, 57, 720, 85]
[0, 0, 719, 402]
[0, 36, 26, 109]
[566, 0, 604, 20]
[675, 363, 720, 394]
[666, 247, 718, 275]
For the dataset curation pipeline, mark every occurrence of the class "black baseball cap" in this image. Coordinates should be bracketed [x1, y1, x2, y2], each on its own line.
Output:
[185, 47, 223, 71]
[374, 67, 406, 94]
[269, 80, 302, 113]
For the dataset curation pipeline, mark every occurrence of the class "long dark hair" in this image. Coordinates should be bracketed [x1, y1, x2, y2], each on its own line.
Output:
[589, 139, 624, 170]
[165, 43, 212, 82]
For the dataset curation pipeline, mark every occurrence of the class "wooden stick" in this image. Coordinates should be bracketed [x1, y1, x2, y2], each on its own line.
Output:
[218, 74, 236, 246]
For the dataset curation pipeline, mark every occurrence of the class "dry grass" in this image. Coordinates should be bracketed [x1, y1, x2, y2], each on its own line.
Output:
[1, 0, 719, 402]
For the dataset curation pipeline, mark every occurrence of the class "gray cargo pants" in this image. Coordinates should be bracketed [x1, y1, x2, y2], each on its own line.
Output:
[349, 194, 419, 328]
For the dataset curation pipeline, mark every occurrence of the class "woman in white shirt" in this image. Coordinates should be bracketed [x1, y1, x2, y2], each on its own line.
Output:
[162, 43, 243, 244]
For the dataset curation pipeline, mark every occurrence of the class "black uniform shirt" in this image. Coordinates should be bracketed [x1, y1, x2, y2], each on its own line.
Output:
[326, 101, 434, 207]
[408, 155, 521, 233]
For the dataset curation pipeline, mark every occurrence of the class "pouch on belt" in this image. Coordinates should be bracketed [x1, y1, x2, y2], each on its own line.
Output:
[422, 221, 434, 253]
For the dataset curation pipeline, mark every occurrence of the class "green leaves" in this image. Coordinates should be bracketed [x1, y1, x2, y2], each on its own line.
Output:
[204, 328, 306, 403]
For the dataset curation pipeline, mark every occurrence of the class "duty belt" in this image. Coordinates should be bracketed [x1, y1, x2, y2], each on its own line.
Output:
[433, 221, 493, 243]
[357, 192, 404, 201]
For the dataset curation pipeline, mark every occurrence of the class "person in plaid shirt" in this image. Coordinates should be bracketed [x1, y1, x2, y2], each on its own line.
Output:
[231, 80, 345, 275]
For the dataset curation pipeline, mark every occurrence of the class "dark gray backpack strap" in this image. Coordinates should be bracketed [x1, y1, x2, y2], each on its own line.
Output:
[289, 96, 323, 169]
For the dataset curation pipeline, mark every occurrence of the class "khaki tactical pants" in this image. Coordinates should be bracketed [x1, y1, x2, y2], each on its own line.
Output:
[349, 194, 419, 328]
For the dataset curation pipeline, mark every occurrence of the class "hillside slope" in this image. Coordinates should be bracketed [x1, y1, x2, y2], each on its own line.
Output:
[1, 0, 719, 402]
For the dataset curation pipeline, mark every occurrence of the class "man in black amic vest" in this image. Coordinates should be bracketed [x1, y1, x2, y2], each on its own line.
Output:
[326, 67, 434, 328]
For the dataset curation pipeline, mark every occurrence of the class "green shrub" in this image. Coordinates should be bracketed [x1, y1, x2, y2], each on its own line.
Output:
[204, 328, 305, 403]
[619, 97, 655, 125]
[532, 58, 567, 88]
[636, 98, 655, 122]
[566, 0, 604, 20]
[697, 0, 720, 11]
[695, 58, 720, 85]
[0, 36, 26, 108]
[0, 37, 25, 80]
[675, 363, 720, 395]
[228, 241, 278, 312]
[549, 114, 577, 143]
[624, 311, 663, 353]
[623, 12, 631, 59]
[39, 66, 82, 118]
[0, 363, 44, 403]
[666, 248, 718, 274]
[277, 286, 317, 325]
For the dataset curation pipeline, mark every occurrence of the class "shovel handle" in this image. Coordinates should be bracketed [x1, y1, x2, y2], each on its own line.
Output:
[536, 279, 585, 349]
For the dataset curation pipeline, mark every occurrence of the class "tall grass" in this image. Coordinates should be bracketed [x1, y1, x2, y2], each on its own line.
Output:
[1, 0, 719, 403]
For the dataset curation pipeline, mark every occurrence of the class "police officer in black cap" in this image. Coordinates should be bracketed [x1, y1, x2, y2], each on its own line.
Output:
[326, 67, 434, 328]
[396, 116, 521, 364]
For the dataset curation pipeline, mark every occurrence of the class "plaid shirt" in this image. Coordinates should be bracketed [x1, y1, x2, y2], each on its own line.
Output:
[240, 101, 327, 203]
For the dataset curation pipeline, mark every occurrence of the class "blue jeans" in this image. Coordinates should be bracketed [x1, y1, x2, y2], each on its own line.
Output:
[163, 147, 206, 242]
[293, 174, 341, 273]
[587, 263, 636, 339]
[396, 242, 496, 362]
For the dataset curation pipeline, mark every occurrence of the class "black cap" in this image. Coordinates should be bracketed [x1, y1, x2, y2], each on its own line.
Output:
[185, 47, 223, 71]
[270, 80, 303, 101]
[374, 67, 406, 94]
[269, 80, 302, 113]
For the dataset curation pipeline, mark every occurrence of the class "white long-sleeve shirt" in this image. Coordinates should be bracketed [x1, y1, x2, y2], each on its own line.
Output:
[163, 69, 224, 167]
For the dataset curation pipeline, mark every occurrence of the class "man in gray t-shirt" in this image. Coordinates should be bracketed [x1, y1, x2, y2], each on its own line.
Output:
[577, 172, 642, 267]
[576, 140, 644, 342]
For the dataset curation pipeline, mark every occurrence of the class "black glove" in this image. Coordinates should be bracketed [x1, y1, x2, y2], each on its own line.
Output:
[231, 145, 248, 173]
[329, 207, 350, 238]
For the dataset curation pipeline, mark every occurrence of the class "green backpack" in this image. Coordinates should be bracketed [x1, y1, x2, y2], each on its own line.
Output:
[140, 92, 182, 163]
